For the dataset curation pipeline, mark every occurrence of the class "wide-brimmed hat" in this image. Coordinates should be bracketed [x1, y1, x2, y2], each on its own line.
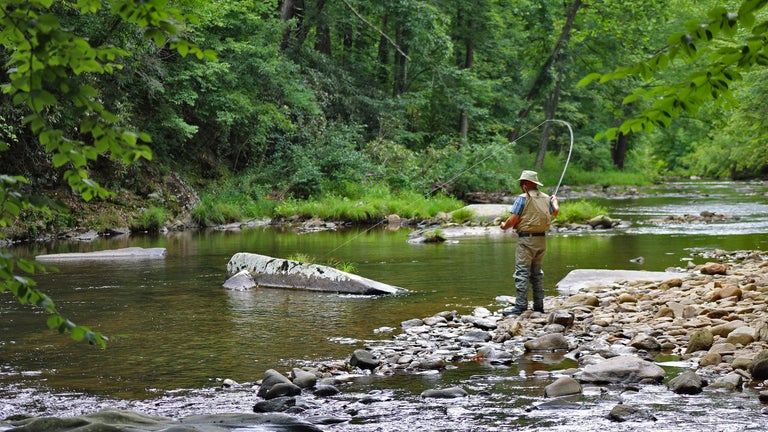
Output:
[518, 170, 543, 186]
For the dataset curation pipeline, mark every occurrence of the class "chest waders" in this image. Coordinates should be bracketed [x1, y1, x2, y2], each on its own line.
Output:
[513, 189, 550, 313]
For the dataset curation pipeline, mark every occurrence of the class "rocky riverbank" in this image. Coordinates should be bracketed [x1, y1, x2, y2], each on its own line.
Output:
[250, 249, 768, 418]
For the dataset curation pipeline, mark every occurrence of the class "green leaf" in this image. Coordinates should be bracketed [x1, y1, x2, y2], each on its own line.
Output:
[52, 152, 68, 167]
[739, 0, 768, 17]
[577, 73, 602, 87]
[740, 11, 756, 29]
[622, 93, 640, 104]
[47, 315, 65, 330]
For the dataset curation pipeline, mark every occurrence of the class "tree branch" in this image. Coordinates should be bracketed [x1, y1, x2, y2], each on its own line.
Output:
[339, 0, 410, 61]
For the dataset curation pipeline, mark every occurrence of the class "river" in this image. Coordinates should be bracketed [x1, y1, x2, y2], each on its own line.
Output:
[1, 180, 768, 430]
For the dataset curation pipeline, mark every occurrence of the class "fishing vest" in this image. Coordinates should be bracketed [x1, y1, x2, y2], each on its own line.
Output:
[516, 189, 551, 233]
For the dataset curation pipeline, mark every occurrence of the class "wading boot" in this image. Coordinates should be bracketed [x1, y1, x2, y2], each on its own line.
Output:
[512, 263, 530, 312]
[531, 264, 545, 313]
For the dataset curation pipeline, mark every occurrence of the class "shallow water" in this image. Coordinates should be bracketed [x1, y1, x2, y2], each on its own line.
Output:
[1, 180, 768, 430]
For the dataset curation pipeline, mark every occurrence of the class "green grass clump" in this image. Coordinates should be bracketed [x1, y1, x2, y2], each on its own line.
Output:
[450, 207, 474, 224]
[132, 207, 167, 232]
[286, 253, 357, 273]
[555, 200, 609, 224]
[192, 175, 277, 226]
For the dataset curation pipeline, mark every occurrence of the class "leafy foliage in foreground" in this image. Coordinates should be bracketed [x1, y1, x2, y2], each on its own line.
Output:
[0, 0, 212, 347]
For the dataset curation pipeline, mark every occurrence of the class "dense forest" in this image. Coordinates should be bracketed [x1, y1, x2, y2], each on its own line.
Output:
[0, 0, 768, 202]
[3, 0, 768, 226]
[3, 0, 768, 345]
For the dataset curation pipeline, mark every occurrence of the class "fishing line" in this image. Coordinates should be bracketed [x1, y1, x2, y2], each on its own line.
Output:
[325, 119, 575, 255]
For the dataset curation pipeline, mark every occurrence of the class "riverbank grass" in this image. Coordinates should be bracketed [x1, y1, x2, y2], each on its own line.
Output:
[286, 253, 357, 273]
[555, 200, 609, 224]
[273, 187, 464, 222]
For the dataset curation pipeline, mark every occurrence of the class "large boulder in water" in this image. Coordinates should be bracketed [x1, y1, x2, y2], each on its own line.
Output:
[225, 252, 406, 295]
[579, 355, 666, 384]
[36, 247, 167, 261]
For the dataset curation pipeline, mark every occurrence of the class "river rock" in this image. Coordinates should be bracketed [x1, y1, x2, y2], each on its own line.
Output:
[458, 329, 492, 343]
[587, 214, 615, 229]
[711, 320, 747, 337]
[548, 310, 574, 328]
[280, 250, 768, 416]
[265, 382, 302, 399]
[313, 385, 341, 396]
[420, 386, 469, 398]
[5, 408, 323, 432]
[524, 333, 569, 352]
[258, 369, 294, 398]
[700, 262, 727, 275]
[685, 329, 714, 354]
[544, 376, 582, 397]
[35, 247, 167, 261]
[401, 318, 424, 330]
[749, 350, 768, 380]
[225, 252, 406, 295]
[699, 352, 722, 367]
[711, 284, 742, 301]
[563, 293, 599, 307]
[222, 269, 257, 290]
[350, 349, 379, 370]
[667, 370, 706, 394]
[608, 404, 658, 422]
[579, 355, 665, 384]
[253, 396, 296, 412]
[291, 368, 317, 389]
[628, 333, 661, 351]
[725, 327, 755, 345]
[709, 372, 744, 390]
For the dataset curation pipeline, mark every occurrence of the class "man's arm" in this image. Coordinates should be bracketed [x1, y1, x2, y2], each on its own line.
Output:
[500, 214, 520, 230]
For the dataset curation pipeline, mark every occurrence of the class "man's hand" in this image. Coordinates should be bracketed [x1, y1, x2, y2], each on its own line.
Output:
[550, 195, 560, 217]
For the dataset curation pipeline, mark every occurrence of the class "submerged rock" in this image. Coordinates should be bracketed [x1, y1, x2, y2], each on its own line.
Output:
[608, 404, 658, 422]
[420, 386, 469, 398]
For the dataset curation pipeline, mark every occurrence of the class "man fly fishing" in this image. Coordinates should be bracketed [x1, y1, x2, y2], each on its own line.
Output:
[500, 170, 559, 316]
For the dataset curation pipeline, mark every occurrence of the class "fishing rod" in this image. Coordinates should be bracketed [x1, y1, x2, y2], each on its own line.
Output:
[549, 119, 574, 197]
[326, 119, 575, 254]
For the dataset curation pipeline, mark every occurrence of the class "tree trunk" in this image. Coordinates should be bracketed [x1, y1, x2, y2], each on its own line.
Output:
[535, 80, 561, 169]
[313, 0, 330, 55]
[612, 131, 629, 169]
[393, 23, 409, 96]
[508, 0, 582, 142]
[377, 14, 390, 85]
[279, 0, 298, 51]
[458, 2, 476, 142]
[315, 24, 331, 55]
